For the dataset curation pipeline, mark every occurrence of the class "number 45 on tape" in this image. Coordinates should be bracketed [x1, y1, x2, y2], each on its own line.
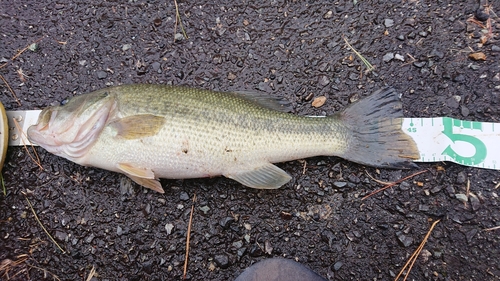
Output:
[402, 117, 499, 170]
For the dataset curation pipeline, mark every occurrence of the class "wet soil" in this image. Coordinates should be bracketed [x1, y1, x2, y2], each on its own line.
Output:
[1, 0, 500, 280]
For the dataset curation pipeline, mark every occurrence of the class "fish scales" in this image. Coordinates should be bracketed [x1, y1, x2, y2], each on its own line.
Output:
[28, 84, 419, 193]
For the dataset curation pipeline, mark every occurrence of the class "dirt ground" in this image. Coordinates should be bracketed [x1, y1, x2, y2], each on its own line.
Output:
[1, 0, 500, 280]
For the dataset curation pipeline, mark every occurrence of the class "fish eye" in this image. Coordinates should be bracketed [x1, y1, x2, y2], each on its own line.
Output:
[60, 97, 70, 105]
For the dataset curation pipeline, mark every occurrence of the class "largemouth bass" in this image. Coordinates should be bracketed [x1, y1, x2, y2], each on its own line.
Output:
[27, 84, 419, 193]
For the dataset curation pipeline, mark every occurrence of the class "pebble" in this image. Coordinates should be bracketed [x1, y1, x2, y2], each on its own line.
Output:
[122, 44, 131, 51]
[333, 181, 347, 188]
[461, 105, 470, 117]
[96, 70, 108, 79]
[318, 75, 330, 86]
[452, 74, 465, 83]
[332, 261, 343, 271]
[312, 96, 326, 107]
[413, 61, 426, 68]
[383, 53, 394, 62]
[199, 205, 211, 214]
[174, 33, 184, 41]
[179, 192, 190, 201]
[469, 193, 480, 211]
[456, 171, 466, 184]
[117, 226, 123, 235]
[214, 254, 230, 269]
[396, 34, 405, 41]
[394, 54, 405, 61]
[384, 19, 394, 28]
[429, 49, 445, 59]
[55, 231, 67, 241]
[492, 45, 500, 52]
[396, 233, 413, 247]
[323, 10, 333, 19]
[165, 223, 174, 234]
[85, 233, 95, 243]
[475, 9, 489, 21]
[455, 193, 468, 203]
[219, 217, 234, 229]
[419, 31, 428, 37]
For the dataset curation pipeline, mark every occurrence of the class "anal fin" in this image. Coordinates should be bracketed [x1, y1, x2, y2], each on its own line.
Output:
[225, 163, 292, 189]
[117, 163, 164, 193]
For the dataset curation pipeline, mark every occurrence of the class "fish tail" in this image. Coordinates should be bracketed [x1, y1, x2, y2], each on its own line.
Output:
[337, 87, 419, 169]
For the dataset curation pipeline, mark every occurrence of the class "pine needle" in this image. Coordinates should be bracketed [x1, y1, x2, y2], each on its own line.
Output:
[174, 0, 189, 41]
[395, 220, 440, 281]
[24, 195, 66, 254]
[362, 170, 428, 200]
[183, 193, 196, 279]
[342, 35, 375, 72]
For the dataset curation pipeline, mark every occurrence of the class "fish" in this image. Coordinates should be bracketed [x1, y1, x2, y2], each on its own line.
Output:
[27, 84, 419, 193]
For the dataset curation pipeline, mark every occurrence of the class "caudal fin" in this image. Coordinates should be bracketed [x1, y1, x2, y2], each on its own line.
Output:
[338, 87, 419, 169]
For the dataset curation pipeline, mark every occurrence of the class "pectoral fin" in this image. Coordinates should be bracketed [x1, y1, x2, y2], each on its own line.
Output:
[225, 163, 292, 189]
[110, 114, 166, 140]
[117, 163, 164, 193]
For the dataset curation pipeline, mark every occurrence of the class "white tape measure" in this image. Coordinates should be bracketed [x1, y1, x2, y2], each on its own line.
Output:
[402, 117, 500, 170]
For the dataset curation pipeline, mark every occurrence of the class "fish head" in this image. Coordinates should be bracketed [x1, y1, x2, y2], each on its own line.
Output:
[27, 89, 116, 162]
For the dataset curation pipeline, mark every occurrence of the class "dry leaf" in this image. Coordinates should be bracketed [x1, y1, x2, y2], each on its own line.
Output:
[312, 96, 327, 107]
[469, 52, 486, 61]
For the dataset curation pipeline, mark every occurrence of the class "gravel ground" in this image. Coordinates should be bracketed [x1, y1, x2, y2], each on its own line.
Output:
[1, 0, 500, 280]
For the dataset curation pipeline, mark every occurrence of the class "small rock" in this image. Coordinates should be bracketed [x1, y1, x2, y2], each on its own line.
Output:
[318, 75, 330, 86]
[384, 19, 394, 28]
[455, 193, 468, 203]
[323, 11, 333, 19]
[456, 171, 466, 184]
[179, 192, 190, 201]
[383, 53, 394, 62]
[117, 226, 123, 236]
[96, 70, 107, 79]
[280, 211, 292, 220]
[237, 247, 247, 257]
[348, 72, 358, 81]
[429, 49, 445, 59]
[227, 72, 237, 80]
[469, 193, 480, 211]
[452, 74, 465, 83]
[394, 54, 405, 61]
[122, 44, 131, 51]
[418, 31, 428, 37]
[151, 62, 161, 73]
[475, 9, 489, 21]
[396, 34, 405, 41]
[165, 223, 174, 235]
[214, 254, 230, 269]
[174, 33, 184, 41]
[332, 261, 343, 271]
[461, 105, 470, 117]
[333, 182, 347, 188]
[55, 231, 67, 241]
[199, 205, 211, 214]
[232, 240, 243, 248]
[312, 96, 327, 108]
[219, 217, 234, 229]
[430, 185, 443, 194]
[397, 233, 413, 247]
[85, 233, 95, 243]
[465, 228, 478, 243]
[492, 45, 500, 52]
[264, 240, 273, 255]
[413, 61, 426, 68]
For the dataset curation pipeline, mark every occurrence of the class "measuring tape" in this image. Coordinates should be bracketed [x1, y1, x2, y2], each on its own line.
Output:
[402, 117, 499, 170]
[1, 108, 499, 171]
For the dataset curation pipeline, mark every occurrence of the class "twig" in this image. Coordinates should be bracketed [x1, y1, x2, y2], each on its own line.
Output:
[0, 75, 21, 106]
[342, 35, 375, 72]
[395, 220, 440, 281]
[85, 266, 96, 281]
[362, 170, 428, 200]
[26, 264, 61, 281]
[10, 37, 44, 62]
[365, 171, 393, 185]
[24, 195, 66, 254]
[484, 225, 500, 231]
[174, 0, 189, 41]
[183, 193, 196, 279]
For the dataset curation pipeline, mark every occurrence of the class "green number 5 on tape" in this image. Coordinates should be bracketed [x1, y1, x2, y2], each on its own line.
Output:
[441, 117, 487, 165]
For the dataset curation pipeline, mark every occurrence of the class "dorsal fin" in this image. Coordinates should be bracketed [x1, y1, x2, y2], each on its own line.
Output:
[231, 91, 292, 112]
